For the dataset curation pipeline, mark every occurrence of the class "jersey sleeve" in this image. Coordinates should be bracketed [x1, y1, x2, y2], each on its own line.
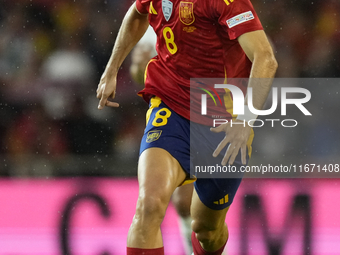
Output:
[135, 0, 151, 14]
[212, 0, 263, 40]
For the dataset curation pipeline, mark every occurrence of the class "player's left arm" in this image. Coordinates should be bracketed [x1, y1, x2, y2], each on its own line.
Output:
[212, 30, 278, 165]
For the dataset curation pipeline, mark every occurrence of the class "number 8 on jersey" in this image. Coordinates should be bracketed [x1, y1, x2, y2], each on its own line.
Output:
[163, 27, 177, 55]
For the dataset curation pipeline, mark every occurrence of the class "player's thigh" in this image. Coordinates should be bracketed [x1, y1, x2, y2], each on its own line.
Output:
[140, 97, 191, 176]
[190, 122, 245, 211]
[138, 147, 187, 202]
[138, 96, 191, 201]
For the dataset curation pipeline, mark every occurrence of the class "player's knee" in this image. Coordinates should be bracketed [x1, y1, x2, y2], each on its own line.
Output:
[135, 195, 167, 224]
[191, 218, 224, 243]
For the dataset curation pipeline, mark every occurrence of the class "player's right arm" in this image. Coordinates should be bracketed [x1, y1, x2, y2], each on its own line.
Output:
[210, 0, 277, 165]
[212, 30, 277, 165]
[96, 2, 149, 109]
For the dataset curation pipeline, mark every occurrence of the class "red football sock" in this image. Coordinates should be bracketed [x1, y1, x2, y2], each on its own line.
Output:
[127, 247, 164, 255]
[191, 232, 227, 255]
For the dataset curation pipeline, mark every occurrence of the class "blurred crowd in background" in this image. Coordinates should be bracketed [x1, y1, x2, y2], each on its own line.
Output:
[0, 0, 339, 177]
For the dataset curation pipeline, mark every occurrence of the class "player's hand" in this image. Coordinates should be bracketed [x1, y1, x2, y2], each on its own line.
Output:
[96, 71, 120, 109]
[210, 121, 252, 165]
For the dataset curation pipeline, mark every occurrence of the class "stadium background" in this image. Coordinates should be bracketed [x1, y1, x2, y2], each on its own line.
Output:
[0, 0, 339, 254]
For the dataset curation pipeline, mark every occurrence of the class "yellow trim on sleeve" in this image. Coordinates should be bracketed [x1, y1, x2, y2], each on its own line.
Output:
[149, 2, 158, 14]
[224, 0, 230, 5]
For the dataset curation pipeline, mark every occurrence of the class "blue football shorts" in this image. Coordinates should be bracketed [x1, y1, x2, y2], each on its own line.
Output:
[140, 96, 253, 210]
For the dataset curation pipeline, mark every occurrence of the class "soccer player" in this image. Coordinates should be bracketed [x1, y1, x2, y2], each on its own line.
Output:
[96, 0, 277, 254]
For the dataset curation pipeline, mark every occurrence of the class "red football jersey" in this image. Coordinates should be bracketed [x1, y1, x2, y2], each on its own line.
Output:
[136, 0, 263, 124]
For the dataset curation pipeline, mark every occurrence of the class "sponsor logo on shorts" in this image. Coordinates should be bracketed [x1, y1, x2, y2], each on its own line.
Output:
[146, 130, 162, 143]
[226, 11, 254, 28]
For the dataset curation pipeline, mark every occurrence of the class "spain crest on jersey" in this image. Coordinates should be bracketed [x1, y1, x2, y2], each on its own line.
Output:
[162, 0, 173, 21]
[179, 2, 195, 25]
